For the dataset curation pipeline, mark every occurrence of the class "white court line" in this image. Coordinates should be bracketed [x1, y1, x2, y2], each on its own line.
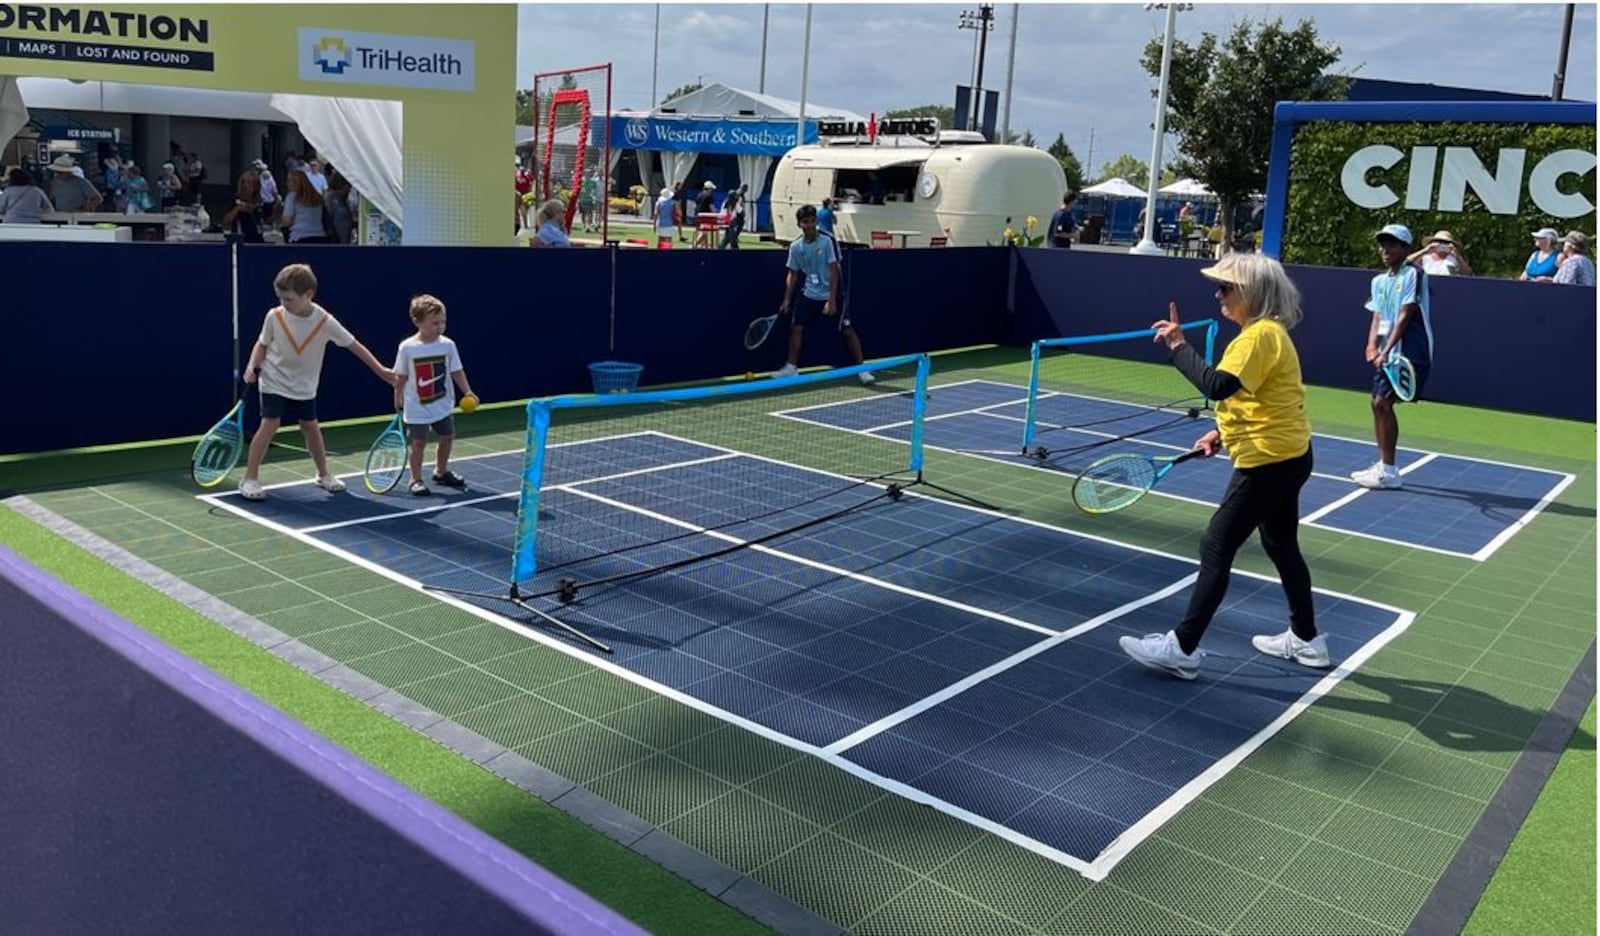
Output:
[1473, 471, 1578, 561]
[1299, 452, 1442, 524]
[824, 573, 1199, 754]
[200, 428, 1415, 882]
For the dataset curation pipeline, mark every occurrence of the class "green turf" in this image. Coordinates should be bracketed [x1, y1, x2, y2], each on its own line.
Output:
[1463, 699, 1597, 936]
[0, 507, 769, 936]
[3, 343, 1593, 934]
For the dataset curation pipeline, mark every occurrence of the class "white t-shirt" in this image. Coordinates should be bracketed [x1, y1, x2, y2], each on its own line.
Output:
[256, 304, 354, 400]
[1419, 253, 1458, 276]
[395, 335, 464, 425]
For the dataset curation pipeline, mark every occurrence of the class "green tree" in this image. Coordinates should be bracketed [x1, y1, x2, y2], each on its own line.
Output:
[517, 74, 580, 126]
[1142, 17, 1346, 246]
[1046, 133, 1087, 195]
[1097, 154, 1148, 186]
[659, 81, 704, 106]
[884, 104, 957, 132]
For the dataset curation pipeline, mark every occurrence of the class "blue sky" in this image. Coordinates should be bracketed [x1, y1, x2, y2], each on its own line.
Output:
[516, 2, 1596, 176]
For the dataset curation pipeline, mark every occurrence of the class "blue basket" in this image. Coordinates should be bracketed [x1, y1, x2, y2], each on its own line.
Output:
[588, 361, 643, 394]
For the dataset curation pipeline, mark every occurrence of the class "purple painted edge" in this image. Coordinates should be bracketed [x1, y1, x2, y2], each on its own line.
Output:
[0, 546, 645, 936]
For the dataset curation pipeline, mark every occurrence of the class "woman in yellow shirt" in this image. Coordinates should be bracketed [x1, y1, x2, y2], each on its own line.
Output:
[1119, 253, 1328, 680]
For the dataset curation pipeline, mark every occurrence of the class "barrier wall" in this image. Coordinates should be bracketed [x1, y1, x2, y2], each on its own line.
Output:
[3, 243, 1591, 455]
[0, 547, 641, 934]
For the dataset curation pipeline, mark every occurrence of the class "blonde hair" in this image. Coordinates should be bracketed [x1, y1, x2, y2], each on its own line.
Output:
[1209, 253, 1302, 330]
[273, 263, 317, 296]
[409, 293, 446, 323]
[536, 199, 565, 226]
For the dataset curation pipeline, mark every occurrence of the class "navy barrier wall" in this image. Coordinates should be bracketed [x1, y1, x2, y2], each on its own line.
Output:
[1011, 249, 1597, 422]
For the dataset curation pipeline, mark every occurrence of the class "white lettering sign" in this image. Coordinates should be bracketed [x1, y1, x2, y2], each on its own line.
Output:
[1340, 145, 1595, 218]
[297, 27, 474, 92]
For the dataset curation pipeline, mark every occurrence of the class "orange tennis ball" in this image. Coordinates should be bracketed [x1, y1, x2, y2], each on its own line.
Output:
[459, 394, 479, 413]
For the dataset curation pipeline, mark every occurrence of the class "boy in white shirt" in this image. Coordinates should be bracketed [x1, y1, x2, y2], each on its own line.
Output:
[239, 263, 399, 500]
[393, 294, 477, 495]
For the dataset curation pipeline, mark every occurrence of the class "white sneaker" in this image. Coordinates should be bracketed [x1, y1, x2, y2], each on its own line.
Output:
[239, 478, 265, 501]
[1251, 629, 1333, 668]
[1350, 463, 1402, 490]
[315, 474, 347, 493]
[1118, 631, 1201, 680]
[858, 370, 877, 386]
[773, 363, 799, 378]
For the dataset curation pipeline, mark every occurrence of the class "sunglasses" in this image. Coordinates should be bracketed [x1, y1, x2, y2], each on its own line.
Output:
[1215, 282, 1236, 296]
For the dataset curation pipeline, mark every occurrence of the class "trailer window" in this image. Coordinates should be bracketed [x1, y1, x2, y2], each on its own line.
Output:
[835, 164, 922, 205]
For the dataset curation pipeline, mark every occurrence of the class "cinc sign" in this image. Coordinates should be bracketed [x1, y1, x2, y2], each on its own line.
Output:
[1341, 145, 1596, 218]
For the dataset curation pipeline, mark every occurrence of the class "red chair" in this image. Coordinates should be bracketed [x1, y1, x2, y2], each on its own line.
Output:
[870, 230, 894, 249]
[928, 235, 949, 248]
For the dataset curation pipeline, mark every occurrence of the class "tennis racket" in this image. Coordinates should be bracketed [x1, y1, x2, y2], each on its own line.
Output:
[744, 312, 782, 350]
[363, 411, 408, 494]
[1072, 447, 1207, 514]
[1382, 348, 1418, 402]
[191, 398, 246, 488]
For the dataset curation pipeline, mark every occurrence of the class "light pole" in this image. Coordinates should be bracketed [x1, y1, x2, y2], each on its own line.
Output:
[650, 3, 660, 107]
[798, 5, 812, 151]
[958, 5, 995, 135]
[1552, 2, 1575, 100]
[1130, 2, 1189, 256]
[1000, 4, 1019, 143]
[759, 4, 770, 94]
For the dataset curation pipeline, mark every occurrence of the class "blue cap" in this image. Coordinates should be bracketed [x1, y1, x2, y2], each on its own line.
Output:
[1375, 223, 1413, 245]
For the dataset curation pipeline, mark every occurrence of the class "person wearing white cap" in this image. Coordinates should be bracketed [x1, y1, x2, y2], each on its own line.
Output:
[253, 159, 279, 210]
[46, 154, 102, 213]
[1519, 228, 1562, 282]
[653, 185, 677, 246]
[1352, 223, 1433, 490]
[1120, 252, 1324, 679]
[1553, 231, 1595, 287]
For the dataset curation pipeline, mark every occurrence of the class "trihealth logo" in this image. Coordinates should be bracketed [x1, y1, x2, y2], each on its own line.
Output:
[297, 27, 474, 92]
[311, 36, 351, 74]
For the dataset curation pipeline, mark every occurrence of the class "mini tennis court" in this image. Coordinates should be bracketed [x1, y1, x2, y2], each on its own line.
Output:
[6, 342, 1593, 935]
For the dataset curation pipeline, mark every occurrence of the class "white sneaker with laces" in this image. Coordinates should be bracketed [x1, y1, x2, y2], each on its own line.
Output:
[315, 474, 347, 493]
[239, 478, 265, 501]
[1251, 629, 1332, 668]
[1350, 463, 1402, 490]
[1118, 631, 1201, 680]
[858, 370, 876, 386]
[773, 363, 799, 378]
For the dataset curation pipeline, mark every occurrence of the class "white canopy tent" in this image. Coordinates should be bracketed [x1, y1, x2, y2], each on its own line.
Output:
[1081, 177, 1148, 199]
[1157, 177, 1216, 199]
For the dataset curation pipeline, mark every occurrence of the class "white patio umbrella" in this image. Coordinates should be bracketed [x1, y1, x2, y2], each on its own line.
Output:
[1081, 177, 1147, 199]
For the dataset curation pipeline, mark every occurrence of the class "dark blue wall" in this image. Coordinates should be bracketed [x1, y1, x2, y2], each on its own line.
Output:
[1011, 249, 1597, 421]
[4, 242, 1591, 454]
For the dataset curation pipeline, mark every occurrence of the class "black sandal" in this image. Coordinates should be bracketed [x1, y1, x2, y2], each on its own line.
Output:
[432, 470, 466, 489]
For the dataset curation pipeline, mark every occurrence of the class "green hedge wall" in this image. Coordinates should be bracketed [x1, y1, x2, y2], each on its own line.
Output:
[1283, 121, 1596, 278]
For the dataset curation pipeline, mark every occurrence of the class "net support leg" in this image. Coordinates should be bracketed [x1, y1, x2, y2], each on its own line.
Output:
[424, 583, 614, 654]
[868, 471, 1000, 512]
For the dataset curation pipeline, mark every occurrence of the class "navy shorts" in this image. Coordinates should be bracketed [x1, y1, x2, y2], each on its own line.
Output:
[791, 294, 852, 330]
[1373, 358, 1430, 402]
[405, 415, 456, 443]
[260, 392, 318, 422]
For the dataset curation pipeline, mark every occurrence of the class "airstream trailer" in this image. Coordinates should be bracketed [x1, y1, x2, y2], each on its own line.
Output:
[770, 140, 1068, 247]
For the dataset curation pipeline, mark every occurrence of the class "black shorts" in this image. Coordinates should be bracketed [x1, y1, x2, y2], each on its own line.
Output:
[260, 392, 317, 422]
[1373, 358, 1430, 402]
[792, 294, 852, 330]
[405, 415, 456, 443]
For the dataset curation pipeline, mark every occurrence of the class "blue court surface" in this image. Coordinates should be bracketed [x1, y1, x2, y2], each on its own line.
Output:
[202, 433, 1412, 880]
[775, 379, 1576, 561]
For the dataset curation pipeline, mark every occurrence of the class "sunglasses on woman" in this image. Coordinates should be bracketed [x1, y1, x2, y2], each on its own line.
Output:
[1215, 282, 1235, 296]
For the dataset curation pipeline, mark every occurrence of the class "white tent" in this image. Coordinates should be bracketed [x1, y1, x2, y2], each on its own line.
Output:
[1158, 178, 1216, 199]
[0, 77, 29, 153]
[269, 94, 402, 229]
[1082, 177, 1147, 199]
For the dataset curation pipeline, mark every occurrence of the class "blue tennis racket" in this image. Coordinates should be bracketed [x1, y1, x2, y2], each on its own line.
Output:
[363, 411, 408, 494]
[191, 397, 246, 488]
[1382, 348, 1418, 402]
[1072, 447, 1207, 514]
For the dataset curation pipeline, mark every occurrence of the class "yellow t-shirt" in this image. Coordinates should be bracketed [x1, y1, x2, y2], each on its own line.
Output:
[1213, 318, 1310, 469]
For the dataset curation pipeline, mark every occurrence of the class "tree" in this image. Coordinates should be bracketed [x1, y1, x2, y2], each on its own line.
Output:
[1046, 133, 1087, 195]
[659, 82, 703, 106]
[516, 73, 580, 126]
[1142, 17, 1346, 246]
[883, 104, 957, 132]
[1097, 154, 1148, 186]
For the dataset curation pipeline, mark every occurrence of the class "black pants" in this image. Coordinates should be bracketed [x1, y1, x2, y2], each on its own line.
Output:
[1174, 447, 1315, 655]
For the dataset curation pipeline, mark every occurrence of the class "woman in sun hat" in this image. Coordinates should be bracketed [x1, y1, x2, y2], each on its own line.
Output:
[1519, 228, 1562, 282]
[1408, 230, 1473, 276]
[1553, 231, 1595, 287]
[1119, 252, 1324, 681]
[653, 186, 677, 246]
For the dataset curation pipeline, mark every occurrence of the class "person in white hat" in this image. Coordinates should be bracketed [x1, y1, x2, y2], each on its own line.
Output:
[692, 181, 718, 248]
[1519, 227, 1562, 282]
[1553, 231, 1595, 287]
[653, 185, 677, 246]
[1121, 252, 1325, 679]
[1407, 230, 1473, 277]
[253, 158, 279, 211]
[1352, 223, 1433, 490]
[46, 154, 102, 213]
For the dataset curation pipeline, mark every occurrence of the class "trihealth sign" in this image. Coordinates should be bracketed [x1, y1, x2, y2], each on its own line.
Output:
[298, 27, 473, 93]
[612, 115, 817, 157]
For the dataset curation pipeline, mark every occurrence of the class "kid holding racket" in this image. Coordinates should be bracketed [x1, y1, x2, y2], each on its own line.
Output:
[1119, 253, 1326, 680]
[393, 294, 477, 496]
[239, 263, 399, 501]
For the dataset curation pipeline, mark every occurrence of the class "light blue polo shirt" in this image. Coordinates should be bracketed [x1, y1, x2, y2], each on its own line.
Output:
[1365, 263, 1434, 363]
[786, 232, 840, 301]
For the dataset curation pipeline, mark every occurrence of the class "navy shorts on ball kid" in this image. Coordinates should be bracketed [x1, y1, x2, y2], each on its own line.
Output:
[1373, 358, 1429, 402]
[791, 294, 852, 330]
[260, 392, 318, 422]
